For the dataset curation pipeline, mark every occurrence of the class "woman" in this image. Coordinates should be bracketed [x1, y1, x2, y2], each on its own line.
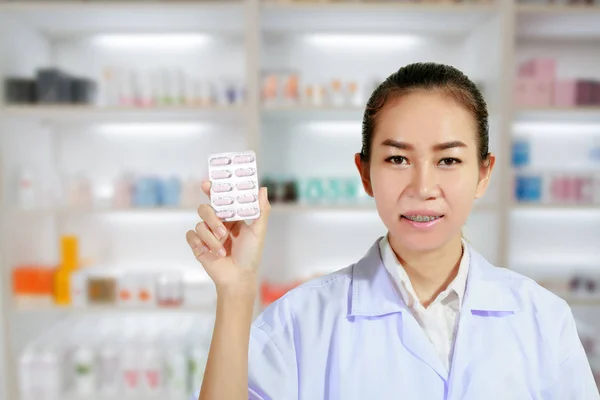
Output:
[186, 63, 599, 399]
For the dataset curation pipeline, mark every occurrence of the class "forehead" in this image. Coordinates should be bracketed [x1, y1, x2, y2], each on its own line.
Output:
[373, 90, 477, 147]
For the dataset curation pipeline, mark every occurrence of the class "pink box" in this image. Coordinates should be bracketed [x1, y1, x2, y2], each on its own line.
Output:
[517, 58, 556, 84]
[553, 80, 577, 107]
[514, 77, 553, 107]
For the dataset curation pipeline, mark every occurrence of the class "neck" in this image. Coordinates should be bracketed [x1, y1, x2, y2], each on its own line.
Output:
[388, 234, 464, 307]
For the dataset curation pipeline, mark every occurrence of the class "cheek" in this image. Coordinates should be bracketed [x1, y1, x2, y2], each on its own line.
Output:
[370, 167, 408, 197]
[441, 169, 479, 201]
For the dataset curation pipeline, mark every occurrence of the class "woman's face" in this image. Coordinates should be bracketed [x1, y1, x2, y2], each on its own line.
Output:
[355, 90, 495, 252]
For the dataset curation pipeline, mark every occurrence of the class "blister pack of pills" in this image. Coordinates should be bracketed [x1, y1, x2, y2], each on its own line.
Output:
[208, 151, 260, 222]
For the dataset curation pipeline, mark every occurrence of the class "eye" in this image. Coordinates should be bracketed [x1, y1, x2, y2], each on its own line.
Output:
[439, 157, 461, 166]
[385, 156, 408, 165]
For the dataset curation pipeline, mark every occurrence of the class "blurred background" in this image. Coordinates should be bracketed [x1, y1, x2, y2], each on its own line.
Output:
[0, 0, 599, 399]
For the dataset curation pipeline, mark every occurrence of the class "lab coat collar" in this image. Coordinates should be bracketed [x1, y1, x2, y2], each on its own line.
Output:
[349, 237, 520, 318]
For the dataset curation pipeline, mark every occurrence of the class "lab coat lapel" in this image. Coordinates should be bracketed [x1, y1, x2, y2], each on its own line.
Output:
[350, 238, 449, 381]
[447, 245, 520, 399]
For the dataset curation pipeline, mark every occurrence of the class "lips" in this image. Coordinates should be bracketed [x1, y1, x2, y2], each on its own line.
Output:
[401, 215, 443, 223]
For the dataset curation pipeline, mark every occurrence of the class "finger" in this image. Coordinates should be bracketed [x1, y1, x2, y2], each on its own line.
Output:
[201, 180, 211, 199]
[195, 221, 227, 258]
[186, 230, 209, 257]
[250, 187, 271, 236]
[197, 204, 229, 241]
[186, 230, 207, 252]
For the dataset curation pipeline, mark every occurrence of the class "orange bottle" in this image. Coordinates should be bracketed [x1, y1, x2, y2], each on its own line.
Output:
[54, 235, 80, 305]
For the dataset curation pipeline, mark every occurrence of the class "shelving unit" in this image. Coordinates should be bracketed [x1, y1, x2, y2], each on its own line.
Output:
[0, 0, 599, 399]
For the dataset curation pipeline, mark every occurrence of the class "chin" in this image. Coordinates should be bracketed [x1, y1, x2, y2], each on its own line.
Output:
[389, 231, 447, 252]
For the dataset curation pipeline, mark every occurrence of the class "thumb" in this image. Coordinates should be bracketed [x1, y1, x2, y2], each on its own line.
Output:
[251, 187, 271, 235]
[201, 180, 211, 199]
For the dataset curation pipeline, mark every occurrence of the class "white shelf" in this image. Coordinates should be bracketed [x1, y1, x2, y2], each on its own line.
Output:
[517, 4, 600, 39]
[512, 203, 600, 211]
[0, 105, 246, 124]
[558, 293, 600, 307]
[12, 303, 215, 314]
[6, 202, 500, 217]
[515, 107, 600, 123]
[0, 1, 245, 36]
[261, 1, 498, 34]
[262, 104, 364, 120]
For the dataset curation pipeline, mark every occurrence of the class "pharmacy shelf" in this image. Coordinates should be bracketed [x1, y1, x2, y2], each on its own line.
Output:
[0, 1, 245, 36]
[559, 294, 600, 307]
[517, 4, 600, 39]
[6, 202, 498, 217]
[517, 4, 600, 14]
[12, 303, 215, 314]
[262, 105, 364, 121]
[7, 204, 376, 217]
[515, 107, 600, 123]
[0, 105, 246, 124]
[261, 1, 499, 34]
[512, 203, 600, 211]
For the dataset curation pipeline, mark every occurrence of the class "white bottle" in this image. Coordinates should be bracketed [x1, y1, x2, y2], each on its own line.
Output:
[594, 174, 600, 205]
[72, 346, 96, 396]
[40, 347, 62, 400]
[18, 349, 36, 400]
[189, 342, 209, 395]
[17, 168, 37, 209]
[164, 334, 188, 399]
[120, 320, 141, 395]
[140, 331, 163, 394]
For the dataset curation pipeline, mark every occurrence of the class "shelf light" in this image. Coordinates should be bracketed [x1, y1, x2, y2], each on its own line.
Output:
[94, 123, 209, 136]
[304, 121, 362, 135]
[303, 33, 424, 50]
[513, 122, 600, 136]
[92, 34, 212, 50]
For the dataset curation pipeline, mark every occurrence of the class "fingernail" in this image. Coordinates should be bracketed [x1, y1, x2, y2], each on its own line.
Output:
[218, 248, 226, 257]
[217, 227, 227, 239]
[201, 245, 209, 254]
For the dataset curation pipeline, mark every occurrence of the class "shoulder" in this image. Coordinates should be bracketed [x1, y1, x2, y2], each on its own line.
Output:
[252, 264, 354, 338]
[470, 248, 573, 329]
[485, 263, 570, 312]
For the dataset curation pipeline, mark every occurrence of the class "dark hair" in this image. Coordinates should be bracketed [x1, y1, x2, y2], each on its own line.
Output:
[360, 62, 489, 165]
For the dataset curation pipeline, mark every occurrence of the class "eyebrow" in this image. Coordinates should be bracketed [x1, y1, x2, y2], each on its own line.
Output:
[380, 139, 468, 151]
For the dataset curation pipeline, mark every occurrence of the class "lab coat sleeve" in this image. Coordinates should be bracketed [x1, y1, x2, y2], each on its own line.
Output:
[188, 322, 297, 400]
[555, 307, 600, 400]
[189, 297, 299, 400]
[248, 320, 298, 399]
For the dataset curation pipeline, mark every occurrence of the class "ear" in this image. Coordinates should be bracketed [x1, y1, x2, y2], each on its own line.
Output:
[354, 153, 374, 197]
[475, 153, 495, 199]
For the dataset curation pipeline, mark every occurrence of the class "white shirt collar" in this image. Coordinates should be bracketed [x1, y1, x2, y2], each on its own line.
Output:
[379, 234, 470, 309]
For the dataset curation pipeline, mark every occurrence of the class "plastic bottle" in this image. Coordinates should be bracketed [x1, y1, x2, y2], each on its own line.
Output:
[71, 345, 96, 396]
[39, 346, 62, 400]
[120, 318, 141, 395]
[139, 324, 163, 395]
[594, 174, 600, 205]
[164, 329, 188, 399]
[18, 348, 36, 400]
[17, 168, 36, 209]
[97, 318, 121, 395]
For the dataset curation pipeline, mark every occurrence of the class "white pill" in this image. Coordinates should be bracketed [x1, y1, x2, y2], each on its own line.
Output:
[237, 208, 259, 217]
[216, 210, 235, 219]
[236, 181, 256, 190]
[213, 197, 234, 206]
[235, 168, 256, 177]
[211, 170, 232, 179]
[210, 157, 231, 166]
[237, 194, 257, 204]
[233, 154, 255, 164]
[212, 183, 233, 193]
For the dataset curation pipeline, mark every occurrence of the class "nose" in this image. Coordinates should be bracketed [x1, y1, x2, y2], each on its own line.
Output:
[407, 164, 440, 200]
